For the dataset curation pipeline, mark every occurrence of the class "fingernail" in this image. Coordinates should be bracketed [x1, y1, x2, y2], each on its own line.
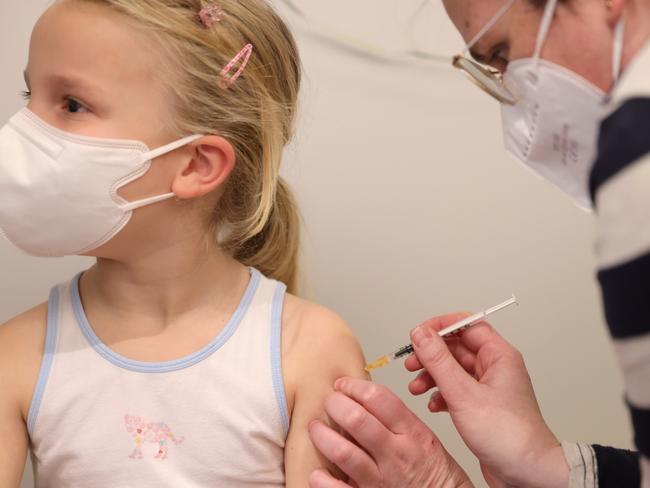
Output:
[411, 325, 432, 347]
[428, 398, 436, 412]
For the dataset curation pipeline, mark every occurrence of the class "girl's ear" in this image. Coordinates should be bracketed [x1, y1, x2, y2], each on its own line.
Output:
[171, 135, 236, 200]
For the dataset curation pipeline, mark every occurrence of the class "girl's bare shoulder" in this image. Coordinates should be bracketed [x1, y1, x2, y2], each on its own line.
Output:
[281, 294, 360, 356]
[0, 303, 48, 419]
[280, 293, 367, 387]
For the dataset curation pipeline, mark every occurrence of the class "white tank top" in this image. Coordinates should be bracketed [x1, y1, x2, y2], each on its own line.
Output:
[27, 268, 289, 487]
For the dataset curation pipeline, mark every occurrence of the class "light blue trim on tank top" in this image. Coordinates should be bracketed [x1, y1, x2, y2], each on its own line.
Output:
[27, 286, 60, 436]
[270, 282, 290, 437]
[70, 268, 261, 374]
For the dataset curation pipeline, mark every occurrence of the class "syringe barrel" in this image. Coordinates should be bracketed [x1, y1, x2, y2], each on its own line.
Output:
[438, 311, 488, 337]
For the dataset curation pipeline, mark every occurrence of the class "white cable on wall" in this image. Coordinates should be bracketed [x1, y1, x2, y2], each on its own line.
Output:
[274, 0, 450, 69]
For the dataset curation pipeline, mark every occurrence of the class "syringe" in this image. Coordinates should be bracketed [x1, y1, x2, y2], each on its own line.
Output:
[365, 295, 518, 372]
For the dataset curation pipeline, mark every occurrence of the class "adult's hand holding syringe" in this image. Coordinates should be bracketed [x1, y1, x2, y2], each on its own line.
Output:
[365, 295, 519, 372]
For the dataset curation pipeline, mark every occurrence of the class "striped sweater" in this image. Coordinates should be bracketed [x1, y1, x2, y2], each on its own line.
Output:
[564, 39, 650, 488]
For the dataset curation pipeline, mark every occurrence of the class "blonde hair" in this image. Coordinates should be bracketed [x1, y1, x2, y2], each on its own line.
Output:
[81, 0, 302, 293]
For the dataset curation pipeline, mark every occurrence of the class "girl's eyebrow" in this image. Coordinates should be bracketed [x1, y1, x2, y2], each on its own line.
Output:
[48, 74, 100, 90]
[30, 71, 107, 98]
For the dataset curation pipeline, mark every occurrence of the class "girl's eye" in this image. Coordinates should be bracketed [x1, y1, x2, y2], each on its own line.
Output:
[65, 97, 88, 114]
[21, 90, 32, 100]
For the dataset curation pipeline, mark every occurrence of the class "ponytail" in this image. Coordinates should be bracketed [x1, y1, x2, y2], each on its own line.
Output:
[230, 178, 300, 293]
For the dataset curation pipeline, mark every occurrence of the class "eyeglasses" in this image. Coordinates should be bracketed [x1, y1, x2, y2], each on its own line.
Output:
[452, 55, 516, 105]
[451, 0, 517, 105]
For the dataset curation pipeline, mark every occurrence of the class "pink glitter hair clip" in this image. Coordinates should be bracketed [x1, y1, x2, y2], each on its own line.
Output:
[198, 3, 224, 28]
[219, 43, 254, 89]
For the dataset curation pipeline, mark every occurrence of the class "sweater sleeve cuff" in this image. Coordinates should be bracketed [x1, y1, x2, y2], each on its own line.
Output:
[562, 442, 598, 488]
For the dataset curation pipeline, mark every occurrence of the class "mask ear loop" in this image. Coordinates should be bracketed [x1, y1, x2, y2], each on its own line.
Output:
[532, 0, 559, 73]
[121, 193, 177, 212]
[143, 134, 203, 162]
[120, 134, 204, 211]
[464, 0, 516, 53]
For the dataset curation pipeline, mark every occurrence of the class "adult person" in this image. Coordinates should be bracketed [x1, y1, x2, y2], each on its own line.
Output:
[308, 0, 650, 486]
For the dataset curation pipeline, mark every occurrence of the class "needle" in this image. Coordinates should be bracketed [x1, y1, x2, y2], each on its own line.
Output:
[365, 295, 518, 372]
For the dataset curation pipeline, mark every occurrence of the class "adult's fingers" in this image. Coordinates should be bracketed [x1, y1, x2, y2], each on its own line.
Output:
[406, 311, 508, 359]
[409, 346, 477, 397]
[309, 469, 353, 488]
[407, 314, 519, 379]
[308, 420, 379, 484]
[404, 314, 473, 371]
[428, 391, 449, 413]
[411, 324, 477, 404]
[408, 341, 477, 395]
[447, 340, 477, 373]
[324, 392, 393, 457]
[333, 378, 427, 436]
[404, 353, 423, 372]
[408, 370, 436, 396]
[454, 321, 510, 354]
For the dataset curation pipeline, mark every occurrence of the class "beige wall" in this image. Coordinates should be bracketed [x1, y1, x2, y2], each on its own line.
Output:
[2, 2, 634, 487]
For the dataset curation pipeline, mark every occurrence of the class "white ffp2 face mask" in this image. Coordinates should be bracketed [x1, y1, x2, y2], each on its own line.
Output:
[0, 108, 201, 257]
[502, 59, 606, 210]
[499, 0, 625, 211]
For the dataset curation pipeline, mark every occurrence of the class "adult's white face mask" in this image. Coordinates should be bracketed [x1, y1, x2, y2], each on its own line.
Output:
[0, 108, 201, 257]
[494, 0, 625, 210]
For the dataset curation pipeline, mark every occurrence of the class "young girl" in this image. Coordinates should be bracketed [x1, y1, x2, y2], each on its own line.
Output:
[0, 0, 367, 486]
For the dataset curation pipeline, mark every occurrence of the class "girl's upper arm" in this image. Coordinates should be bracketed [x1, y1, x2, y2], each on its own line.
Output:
[281, 296, 368, 487]
[0, 390, 29, 488]
[0, 305, 47, 488]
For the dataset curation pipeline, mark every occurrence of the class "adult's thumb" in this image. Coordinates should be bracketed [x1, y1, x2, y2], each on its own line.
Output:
[410, 325, 476, 404]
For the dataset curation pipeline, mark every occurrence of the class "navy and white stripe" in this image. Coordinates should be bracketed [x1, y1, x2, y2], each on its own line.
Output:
[593, 444, 641, 487]
[589, 92, 650, 488]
